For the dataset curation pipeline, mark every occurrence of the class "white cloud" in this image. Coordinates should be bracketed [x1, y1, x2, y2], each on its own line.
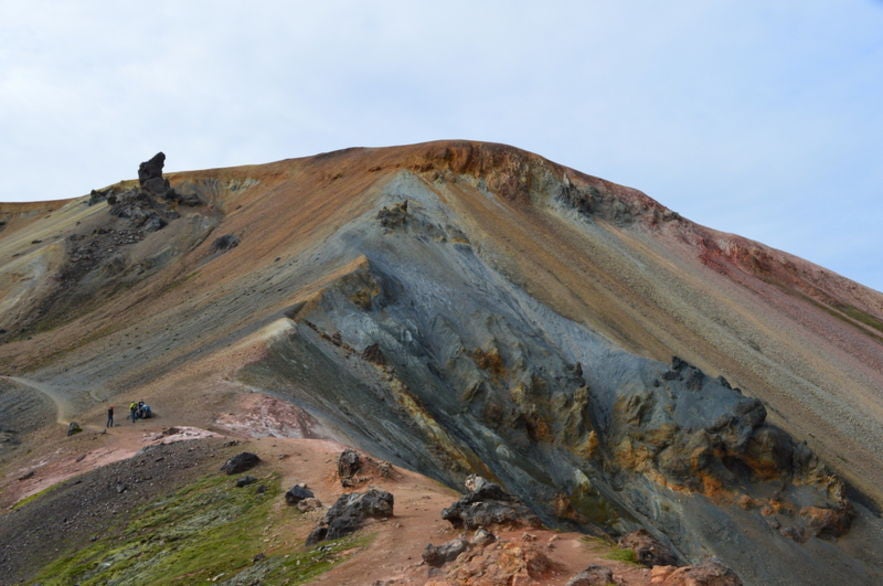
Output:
[0, 0, 881, 290]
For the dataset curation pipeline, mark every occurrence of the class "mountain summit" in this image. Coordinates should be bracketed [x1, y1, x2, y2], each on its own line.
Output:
[1, 141, 881, 584]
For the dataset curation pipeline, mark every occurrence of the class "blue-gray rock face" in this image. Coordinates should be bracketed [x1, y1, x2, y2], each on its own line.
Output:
[239, 171, 880, 585]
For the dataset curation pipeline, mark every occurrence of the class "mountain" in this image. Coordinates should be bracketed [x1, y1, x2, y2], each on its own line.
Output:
[0, 141, 881, 585]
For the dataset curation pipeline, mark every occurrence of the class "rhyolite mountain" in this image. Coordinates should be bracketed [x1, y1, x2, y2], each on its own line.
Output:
[1, 141, 881, 584]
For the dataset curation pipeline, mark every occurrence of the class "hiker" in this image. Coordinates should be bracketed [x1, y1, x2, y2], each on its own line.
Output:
[130, 401, 138, 423]
[106, 405, 114, 428]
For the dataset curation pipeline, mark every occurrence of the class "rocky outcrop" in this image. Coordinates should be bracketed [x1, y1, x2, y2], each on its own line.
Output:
[441, 475, 540, 530]
[306, 488, 394, 544]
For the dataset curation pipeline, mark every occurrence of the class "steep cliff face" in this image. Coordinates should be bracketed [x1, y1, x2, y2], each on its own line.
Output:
[1, 142, 881, 584]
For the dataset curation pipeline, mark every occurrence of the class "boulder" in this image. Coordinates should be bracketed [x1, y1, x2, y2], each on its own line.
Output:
[566, 565, 615, 586]
[220, 452, 261, 475]
[654, 560, 742, 585]
[337, 449, 362, 486]
[306, 488, 394, 545]
[442, 475, 539, 530]
[285, 483, 315, 505]
[423, 538, 469, 567]
[66, 422, 82, 436]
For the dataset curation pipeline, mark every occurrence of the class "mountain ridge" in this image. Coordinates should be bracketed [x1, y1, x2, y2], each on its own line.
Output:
[1, 140, 881, 584]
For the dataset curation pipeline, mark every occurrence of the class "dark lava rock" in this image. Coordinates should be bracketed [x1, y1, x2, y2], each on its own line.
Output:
[618, 529, 678, 567]
[66, 422, 82, 436]
[306, 488, 394, 545]
[566, 565, 615, 586]
[284, 483, 314, 505]
[220, 452, 261, 475]
[361, 343, 387, 365]
[337, 449, 362, 486]
[210, 234, 240, 253]
[235, 475, 257, 488]
[138, 152, 172, 196]
[442, 475, 539, 530]
[423, 538, 469, 567]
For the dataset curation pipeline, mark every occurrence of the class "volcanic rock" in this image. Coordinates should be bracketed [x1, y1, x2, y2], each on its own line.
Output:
[441, 476, 540, 530]
[284, 483, 314, 505]
[618, 529, 678, 567]
[220, 452, 261, 475]
[337, 449, 362, 487]
[423, 538, 469, 567]
[566, 565, 615, 586]
[306, 488, 394, 545]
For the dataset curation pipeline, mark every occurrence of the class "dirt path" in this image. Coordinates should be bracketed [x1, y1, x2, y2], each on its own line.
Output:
[0, 375, 75, 424]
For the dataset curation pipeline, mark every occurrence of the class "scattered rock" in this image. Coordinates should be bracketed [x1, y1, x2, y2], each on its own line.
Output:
[566, 564, 615, 586]
[220, 452, 261, 475]
[423, 538, 469, 567]
[799, 504, 854, 539]
[296, 497, 323, 512]
[235, 475, 257, 488]
[471, 527, 496, 546]
[284, 483, 314, 505]
[652, 560, 742, 585]
[618, 529, 678, 567]
[210, 234, 240, 253]
[66, 422, 82, 436]
[338, 449, 362, 487]
[442, 475, 540, 530]
[306, 488, 394, 545]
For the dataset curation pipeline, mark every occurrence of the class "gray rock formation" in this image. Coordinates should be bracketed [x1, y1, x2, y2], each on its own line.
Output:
[306, 488, 394, 545]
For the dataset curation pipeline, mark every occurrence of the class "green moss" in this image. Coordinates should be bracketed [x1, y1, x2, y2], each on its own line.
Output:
[11, 483, 60, 511]
[605, 546, 639, 564]
[29, 472, 367, 585]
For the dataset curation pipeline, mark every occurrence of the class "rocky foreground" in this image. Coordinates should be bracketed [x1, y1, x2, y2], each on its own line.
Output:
[1, 142, 881, 584]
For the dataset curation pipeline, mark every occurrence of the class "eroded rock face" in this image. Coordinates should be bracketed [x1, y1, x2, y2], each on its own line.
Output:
[235, 168, 873, 585]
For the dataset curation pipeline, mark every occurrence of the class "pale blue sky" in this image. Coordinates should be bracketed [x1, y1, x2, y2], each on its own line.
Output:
[1, 1, 881, 291]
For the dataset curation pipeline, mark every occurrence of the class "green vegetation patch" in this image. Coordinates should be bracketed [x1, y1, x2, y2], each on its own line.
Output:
[30, 472, 367, 585]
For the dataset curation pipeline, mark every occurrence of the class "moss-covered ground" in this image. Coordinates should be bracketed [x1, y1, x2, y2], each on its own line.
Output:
[29, 471, 368, 585]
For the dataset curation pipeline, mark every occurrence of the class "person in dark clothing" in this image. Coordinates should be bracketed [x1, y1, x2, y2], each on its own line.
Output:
[106, 405, 114, 428]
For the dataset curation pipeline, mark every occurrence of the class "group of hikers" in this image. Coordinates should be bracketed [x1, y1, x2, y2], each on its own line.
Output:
[104, 401, 153, 427]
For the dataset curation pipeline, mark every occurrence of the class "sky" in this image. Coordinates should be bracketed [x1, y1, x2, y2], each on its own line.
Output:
[1, 1, 881, 291]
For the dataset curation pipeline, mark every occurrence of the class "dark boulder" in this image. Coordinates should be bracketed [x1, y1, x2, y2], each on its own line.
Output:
[210, 234, 240, 253]
[306, 488, 394, 544]
[66, 422, 82, 436]
[423, 538, 469, 567]
[285, 483, 315, 505]
[235, 475, 257, 488]
[337, 449, 362, 486]
[442, 475, 539, 530]
[221, 452, 261, 475]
